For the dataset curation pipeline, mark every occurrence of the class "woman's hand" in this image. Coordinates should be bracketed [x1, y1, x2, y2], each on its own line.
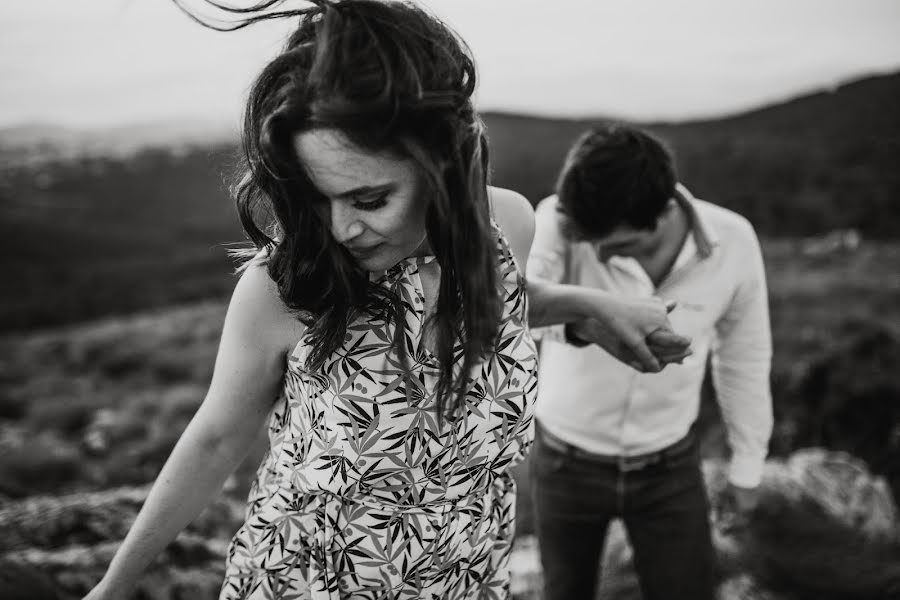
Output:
[569, 295, 692, 372]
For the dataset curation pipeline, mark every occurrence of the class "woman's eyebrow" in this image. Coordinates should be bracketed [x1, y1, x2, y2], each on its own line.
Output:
[334, 183, 393, 200]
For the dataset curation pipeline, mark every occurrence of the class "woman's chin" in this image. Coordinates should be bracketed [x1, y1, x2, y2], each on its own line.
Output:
[352, 244, 421, 273]
[355, 252, 395, 273]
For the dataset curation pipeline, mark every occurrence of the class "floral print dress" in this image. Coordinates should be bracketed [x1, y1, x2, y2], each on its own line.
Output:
[220, 227, 538, 600]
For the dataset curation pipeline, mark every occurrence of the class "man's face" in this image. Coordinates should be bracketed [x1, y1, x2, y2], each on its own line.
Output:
[588, 198, 679, 261]
[591, 225, 663, 262]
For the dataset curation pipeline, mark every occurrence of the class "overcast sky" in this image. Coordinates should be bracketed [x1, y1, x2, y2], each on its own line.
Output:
[2, 0, 899, 129]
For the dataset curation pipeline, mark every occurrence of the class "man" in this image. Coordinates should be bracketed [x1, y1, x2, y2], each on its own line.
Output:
[527, 124, 773, 600]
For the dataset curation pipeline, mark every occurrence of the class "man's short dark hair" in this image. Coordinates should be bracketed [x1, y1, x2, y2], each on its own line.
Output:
[555, 124, 677, 239]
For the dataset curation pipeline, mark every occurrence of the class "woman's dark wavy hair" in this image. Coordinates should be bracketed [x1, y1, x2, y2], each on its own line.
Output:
[174, 0, 501, 420]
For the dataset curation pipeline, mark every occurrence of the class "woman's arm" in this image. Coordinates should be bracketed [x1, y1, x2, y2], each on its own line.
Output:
[488, 186, 690, 372]
[86, 262, 304, 599]
[528, 280, 689, 371]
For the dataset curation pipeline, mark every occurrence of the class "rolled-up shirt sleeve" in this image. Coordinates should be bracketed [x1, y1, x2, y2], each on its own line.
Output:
[526, 197, 569, 342]
[712, 224, 774, 488]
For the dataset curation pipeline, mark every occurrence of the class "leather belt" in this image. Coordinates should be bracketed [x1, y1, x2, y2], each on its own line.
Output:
[537, 424, 697, 472]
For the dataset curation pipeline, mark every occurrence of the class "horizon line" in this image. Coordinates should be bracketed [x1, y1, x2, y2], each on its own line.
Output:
[1, 69, 894, 138]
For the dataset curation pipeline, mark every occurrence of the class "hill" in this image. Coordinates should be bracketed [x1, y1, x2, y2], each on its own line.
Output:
[1, 72, 898, 331]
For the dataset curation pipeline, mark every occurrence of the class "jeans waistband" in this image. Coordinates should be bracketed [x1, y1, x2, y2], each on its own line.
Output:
[536, 422, 697, 472]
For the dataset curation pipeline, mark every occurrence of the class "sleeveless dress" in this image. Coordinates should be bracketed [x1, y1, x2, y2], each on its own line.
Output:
[220, 226, 538, 600]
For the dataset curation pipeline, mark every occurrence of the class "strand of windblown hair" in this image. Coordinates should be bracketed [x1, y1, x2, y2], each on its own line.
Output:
[171, 0, 334, 31]
[173, 0, 471, 115]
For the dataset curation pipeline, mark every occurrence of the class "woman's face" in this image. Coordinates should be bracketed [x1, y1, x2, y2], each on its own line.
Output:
[293, 128, 430, 272]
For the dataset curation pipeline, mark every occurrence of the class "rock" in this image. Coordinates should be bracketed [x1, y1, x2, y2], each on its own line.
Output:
[0, 486, 148, 553]
[778, 321, 900, 503]
[708, 449, 900, 600]
[707, 449, 898, 544]
[0, 485, 244, 598]
[0, 485, 245, 554]
[776, 448, 897, 539]
[6, 536, 229, 598]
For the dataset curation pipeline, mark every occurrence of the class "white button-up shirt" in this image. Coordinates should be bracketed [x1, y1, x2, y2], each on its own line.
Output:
[528, 185, 773, 487]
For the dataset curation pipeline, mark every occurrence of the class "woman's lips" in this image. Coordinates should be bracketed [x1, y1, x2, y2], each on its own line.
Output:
[346, 243, 383, 259]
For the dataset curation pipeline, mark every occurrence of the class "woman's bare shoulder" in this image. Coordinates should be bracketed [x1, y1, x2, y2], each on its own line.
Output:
[227, 255, 306, 360]
[487, 186, 535, 272]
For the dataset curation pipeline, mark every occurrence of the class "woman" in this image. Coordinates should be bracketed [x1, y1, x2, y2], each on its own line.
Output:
[86, 2, 689, 598]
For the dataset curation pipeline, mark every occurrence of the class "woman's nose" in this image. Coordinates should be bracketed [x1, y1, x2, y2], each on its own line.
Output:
[329, 200, 365, 244]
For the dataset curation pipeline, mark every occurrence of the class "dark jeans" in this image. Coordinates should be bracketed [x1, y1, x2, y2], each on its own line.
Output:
[530, 422, 715, 600]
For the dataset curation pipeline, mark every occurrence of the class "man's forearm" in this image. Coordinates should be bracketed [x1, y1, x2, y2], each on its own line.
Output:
[714, 357, 773, 488]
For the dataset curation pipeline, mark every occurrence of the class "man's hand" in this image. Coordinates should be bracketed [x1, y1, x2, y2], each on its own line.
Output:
[647, 328, 694, 366]
[569, 297, 692, 372]
[715, 483, 761, 533]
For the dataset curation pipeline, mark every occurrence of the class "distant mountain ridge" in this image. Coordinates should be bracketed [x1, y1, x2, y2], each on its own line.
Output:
[670, 71, 900, 138]
[2, 71, 897, 164]
[0, 119, 237, 169]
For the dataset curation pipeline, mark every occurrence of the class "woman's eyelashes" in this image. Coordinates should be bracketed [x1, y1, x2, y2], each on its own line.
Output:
[353, 193, 388, 211]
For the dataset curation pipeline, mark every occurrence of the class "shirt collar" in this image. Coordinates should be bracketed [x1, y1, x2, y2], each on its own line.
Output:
[674, 183, 719, 259]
